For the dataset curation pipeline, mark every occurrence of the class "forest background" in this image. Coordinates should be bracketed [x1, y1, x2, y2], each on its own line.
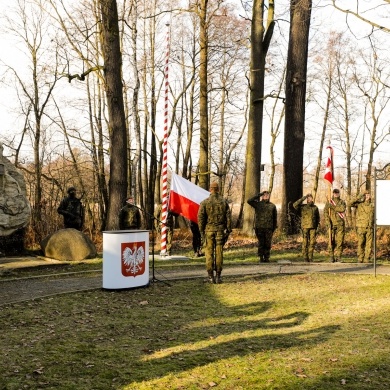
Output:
[0, 0, 389, 248]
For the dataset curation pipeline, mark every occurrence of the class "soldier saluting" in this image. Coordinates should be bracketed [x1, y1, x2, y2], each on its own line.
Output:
[324, 188, 346, 263]
[198, 182, 231, 284]
[247, 190, 277, 263]
[293, 193, 320, 262]
[348, 191, 374, 263]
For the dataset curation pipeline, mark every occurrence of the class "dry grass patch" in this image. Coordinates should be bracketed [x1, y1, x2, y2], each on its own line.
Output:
[1, 273, 390, 389]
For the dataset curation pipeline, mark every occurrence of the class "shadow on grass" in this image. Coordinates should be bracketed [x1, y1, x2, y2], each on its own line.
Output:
[0, 280, 340, 389]
[126, 324, 341, 387]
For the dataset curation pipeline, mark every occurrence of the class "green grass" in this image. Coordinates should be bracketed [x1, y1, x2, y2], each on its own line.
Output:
[1, 272, 390, 389]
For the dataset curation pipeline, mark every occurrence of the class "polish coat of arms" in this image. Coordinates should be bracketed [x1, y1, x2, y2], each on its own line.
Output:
[121, 241, 146, 277]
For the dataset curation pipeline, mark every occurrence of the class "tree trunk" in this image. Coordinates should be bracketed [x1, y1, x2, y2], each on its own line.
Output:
[99, 0, 128, 230]
[198, 0, 209, 190]
[281, 0, 312, 234]
[242, 0, 274, 234]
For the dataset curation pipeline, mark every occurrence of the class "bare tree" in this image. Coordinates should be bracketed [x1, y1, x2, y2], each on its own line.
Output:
[331, 0, 390, 33]
[310, 32, 341, 202]
[242, 0, 275, 234]
[281, 0, 312, 234]
[3, 0, 62, 238]
[198, 0, 210, 189]
[99, 0, 128, 230]
[353, 39, 390, 192]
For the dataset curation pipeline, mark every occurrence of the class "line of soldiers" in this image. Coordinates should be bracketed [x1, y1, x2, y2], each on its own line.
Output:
[113, 187, 375, 283]
[246, 188, 374, 265]
[294, 189, 374, 263]
[57, 185, 375, 285]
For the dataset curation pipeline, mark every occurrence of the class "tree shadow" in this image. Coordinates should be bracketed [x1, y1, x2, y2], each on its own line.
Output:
[128, 324, 340, 386]
[0, 282, 338, 388]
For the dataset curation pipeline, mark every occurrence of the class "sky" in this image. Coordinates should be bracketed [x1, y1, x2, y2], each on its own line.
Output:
[0, 0, 389, 171]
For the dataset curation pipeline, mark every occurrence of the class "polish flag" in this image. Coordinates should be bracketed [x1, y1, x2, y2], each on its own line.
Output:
[168, 173, 210, 223]
[324, 145, 334, 185]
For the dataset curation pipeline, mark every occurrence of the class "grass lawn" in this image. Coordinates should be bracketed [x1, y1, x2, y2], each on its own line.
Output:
[1, 270, 390, 389]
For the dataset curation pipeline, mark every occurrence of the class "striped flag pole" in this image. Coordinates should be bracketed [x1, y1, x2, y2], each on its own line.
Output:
[160, 23, 171, 256]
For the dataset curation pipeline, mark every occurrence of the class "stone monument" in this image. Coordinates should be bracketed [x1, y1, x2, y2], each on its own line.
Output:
[0, 143, 31, 254]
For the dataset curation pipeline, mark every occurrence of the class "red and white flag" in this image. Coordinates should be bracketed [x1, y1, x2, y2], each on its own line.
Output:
[324, 145, 334, 185]
[168, 173, 210, 224]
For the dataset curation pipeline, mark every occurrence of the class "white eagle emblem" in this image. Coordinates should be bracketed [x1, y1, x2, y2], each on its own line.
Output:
[122, 245, 145, 276]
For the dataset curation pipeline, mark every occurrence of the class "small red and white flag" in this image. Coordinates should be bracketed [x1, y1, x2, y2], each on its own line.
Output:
[168, 173, 210, 224]
[324, 145, 334, 185]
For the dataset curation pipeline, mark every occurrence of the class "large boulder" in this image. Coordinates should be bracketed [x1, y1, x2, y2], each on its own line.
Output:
[41, 229, 97, 261]
[0, 143, 31, 238]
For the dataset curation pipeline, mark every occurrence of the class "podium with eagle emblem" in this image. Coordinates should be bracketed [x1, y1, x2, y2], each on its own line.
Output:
[103, 230, 149, 289]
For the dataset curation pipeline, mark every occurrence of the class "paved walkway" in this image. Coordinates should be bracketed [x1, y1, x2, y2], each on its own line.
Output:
[0, 256, 388, 305]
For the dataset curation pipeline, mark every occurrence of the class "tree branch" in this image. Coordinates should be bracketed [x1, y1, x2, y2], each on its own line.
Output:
[332, 0, 390, 33]
[66, 66, 104, 82]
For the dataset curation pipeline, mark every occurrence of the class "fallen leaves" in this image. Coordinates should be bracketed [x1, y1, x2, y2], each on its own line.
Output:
[33, 367, 44, 375]
[294, 367, 307, 378]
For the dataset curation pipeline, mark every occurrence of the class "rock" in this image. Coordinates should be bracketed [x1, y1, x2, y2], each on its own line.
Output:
[0, 143, 31, 237]
[41, 229, 97, 261]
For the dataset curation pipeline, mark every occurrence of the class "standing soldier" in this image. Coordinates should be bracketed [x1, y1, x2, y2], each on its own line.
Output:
[247, 191, 278, 263]
[349, 191, 374, 263]
[198, 182, 231, 284]
[324, 188, 346, 262]
[154, 204, 177, 256]
[293, 193, 320, 262]
[189, 220, 203, 257]
[165, 210, 178, 256]
[119, 195, 141, 230]
[57, 187, 84, 230]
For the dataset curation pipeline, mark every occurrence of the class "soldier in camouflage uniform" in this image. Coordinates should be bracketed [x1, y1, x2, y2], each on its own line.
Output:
[119, 196, 141, 230]
[198, 182, 231, 284]
[293, 194, 320, 262]
[247, 191, 277, 263]
[349, 191, 374, 263]
[57, 187, 84, 230]
[324, 188, 346, 262]
[154, 204, 176, 255]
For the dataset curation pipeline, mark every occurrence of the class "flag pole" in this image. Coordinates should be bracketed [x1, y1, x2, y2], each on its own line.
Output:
[160, 23, 171, 256]
[324, 145, 334, 261]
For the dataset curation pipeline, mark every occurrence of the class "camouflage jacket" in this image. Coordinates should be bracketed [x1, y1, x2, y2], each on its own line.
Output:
[293, 196, 320, 229]
[198, 193, 231, 233]
[57, 196, 84, 225]
[247, 195, 277, 230]
[348, 195, 374, 229]
[323, 197, 346, 227]
[119, 204, 141, 229]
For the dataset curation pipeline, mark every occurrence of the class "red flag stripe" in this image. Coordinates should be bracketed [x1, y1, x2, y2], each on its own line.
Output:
[168, 173, 210, 223]
[169, 192, 202, 223]
[324, 145, 334, 185]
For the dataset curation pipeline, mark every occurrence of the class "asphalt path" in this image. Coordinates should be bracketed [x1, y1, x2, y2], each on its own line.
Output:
[1, 256, 389, 306]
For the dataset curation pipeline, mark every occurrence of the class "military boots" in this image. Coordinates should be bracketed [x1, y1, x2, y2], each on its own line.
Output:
[208, 270, 215, 284]
[216, 272, 222, 284]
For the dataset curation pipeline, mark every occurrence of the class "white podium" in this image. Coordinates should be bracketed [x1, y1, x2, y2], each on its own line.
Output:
[103, 230, 149, 289]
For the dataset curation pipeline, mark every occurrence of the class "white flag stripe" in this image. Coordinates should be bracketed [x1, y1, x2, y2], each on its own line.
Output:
[171, 173, 210, 204]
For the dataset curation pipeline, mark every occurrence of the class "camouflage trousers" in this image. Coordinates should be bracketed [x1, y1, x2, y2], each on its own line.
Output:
[254, 228, 274, 261]
[166, 228, 173, 253]
[301, 228, 317, 261]
[357, 227, 373, 263]
[204, 230, 225, 273]
[328, 226, 345, 259]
